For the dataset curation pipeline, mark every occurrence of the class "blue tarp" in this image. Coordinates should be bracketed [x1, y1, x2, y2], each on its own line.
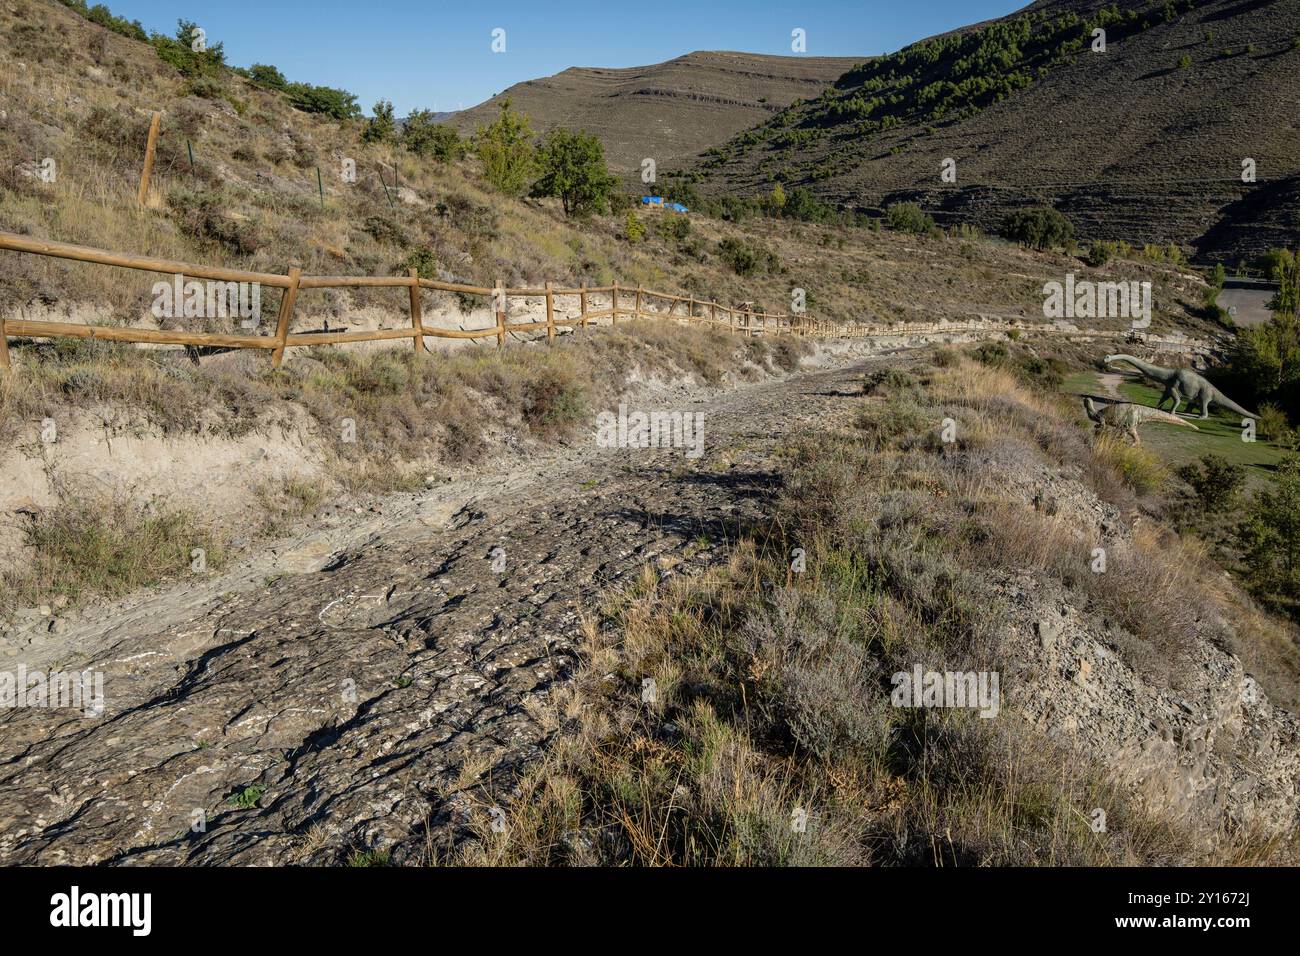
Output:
[640, 196, 688, 213]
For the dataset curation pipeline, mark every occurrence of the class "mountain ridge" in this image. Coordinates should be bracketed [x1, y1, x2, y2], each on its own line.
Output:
[446, 50, 865, 174]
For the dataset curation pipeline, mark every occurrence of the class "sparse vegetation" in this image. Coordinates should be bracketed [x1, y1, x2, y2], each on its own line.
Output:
[1, 494, 223, 611]
[448, 356, 1290, 866]
[227, 785, 266, 809]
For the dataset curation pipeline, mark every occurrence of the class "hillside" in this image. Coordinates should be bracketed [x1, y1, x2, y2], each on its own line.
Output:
[685, 0, 1300, 265]
[4, 0, 1300, 878]
[446, 51, 864, 175]
[2, 0, 1235, 339]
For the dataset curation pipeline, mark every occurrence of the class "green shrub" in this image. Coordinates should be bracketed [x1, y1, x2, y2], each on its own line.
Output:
[1086, 241, 1119, 267]
[717, 237, 779, 276]
[227, 785, 265, 809]
[1000, 206, 1074, 251]
[1239, 455, 1300, 607]
[401, 248, 439, 280]
[362, 100, 396, 144]
[624, 210, 646, 243]
[245, 63, 288, 91]
[1177, 454, 1245, 512]
[884, 202, 935, 235]
[401, 112, 463, 160]
[285, 82, 361, 120]
[1257, 404, 1293, 444]
[362, 216, 408, 247]
[474, 99, 536, 196]
[151, 19, 225, 79]
[654, 214, 691, 243]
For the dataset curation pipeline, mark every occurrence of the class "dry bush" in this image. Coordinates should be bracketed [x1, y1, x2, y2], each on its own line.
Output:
[1, 492, 222, 610]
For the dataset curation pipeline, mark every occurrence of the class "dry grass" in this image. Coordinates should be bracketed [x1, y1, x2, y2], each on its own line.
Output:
[431, 356, 1300, 867]
[440, 538, 1196, 867]
[0, 321, 805, 611]
[1, 492, 223, 608]
[0, 0, 1207, 343]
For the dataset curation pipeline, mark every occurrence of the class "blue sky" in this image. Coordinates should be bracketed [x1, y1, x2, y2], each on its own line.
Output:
[104, 0, 1025, 115]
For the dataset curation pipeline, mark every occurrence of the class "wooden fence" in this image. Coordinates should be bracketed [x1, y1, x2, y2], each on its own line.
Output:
[0, 231, 866, 370]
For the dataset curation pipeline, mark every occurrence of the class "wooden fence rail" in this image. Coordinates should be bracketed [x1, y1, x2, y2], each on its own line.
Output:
[0, 231, 868, 370]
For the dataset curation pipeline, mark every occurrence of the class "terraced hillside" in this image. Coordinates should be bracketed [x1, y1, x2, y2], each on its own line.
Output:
[446, 51, 864, 175]
[686, 0, 1300, 264]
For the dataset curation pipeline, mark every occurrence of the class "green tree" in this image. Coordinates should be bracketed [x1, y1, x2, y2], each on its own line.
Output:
[1232, 314, 1300, 400]
[246, 63, 288, 91]
[885, 202, 935, 235]
[474, 99, 535, 197]
[1267, 248, 1300, 318]
[624, 210, 646, 243]
[1000, 206, 1074, 250]
[362, 100, 396, 144]
[770, 182, 787, 215]
[1239, 455, 1300, 605]
[402, 112, 464, 160]
[285, 83, 361, 120]
[530, 128, 618, 216]
[151, 19, 225, 79]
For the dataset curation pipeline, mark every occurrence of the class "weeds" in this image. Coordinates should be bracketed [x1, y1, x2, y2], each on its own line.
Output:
[437, 356, 1276, 867]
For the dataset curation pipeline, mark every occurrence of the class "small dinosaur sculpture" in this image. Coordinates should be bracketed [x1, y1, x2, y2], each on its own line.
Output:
[1104, 354, 1257, 420]
[1084, 397, 1198, 444]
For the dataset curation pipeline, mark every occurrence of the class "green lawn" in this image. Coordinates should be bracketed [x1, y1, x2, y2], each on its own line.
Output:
[1062, 370, 1288, 483]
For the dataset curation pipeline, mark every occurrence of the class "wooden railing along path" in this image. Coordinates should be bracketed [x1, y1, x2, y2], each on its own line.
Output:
[0, 232, 864, 370]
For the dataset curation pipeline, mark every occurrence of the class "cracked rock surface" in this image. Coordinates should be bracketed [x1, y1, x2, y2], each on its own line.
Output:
[0, 359, 870, 865]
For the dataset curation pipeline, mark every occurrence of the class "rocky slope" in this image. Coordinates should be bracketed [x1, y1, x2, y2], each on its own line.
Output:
[446, 51, 864, 175]
[4, 349, 1296, 864]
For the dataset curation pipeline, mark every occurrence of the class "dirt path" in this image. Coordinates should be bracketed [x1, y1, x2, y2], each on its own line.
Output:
[0, 358, 879, 865]
[1097, 372, 1126, 399]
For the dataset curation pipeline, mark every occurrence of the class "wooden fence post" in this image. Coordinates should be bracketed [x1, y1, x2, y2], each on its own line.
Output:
[408, 268, 424, 352]
[611, 283, 618, 325]
[580, 283, 589, 329]
[635, 285, 642, 320]
[271, 266, 302, 368]
[495, 280, 506, 348]
[0, 314, 10, 369]
[545, 281, 555, 343]
[138, 111, 162, 206]
[688, 295, 695, 323]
